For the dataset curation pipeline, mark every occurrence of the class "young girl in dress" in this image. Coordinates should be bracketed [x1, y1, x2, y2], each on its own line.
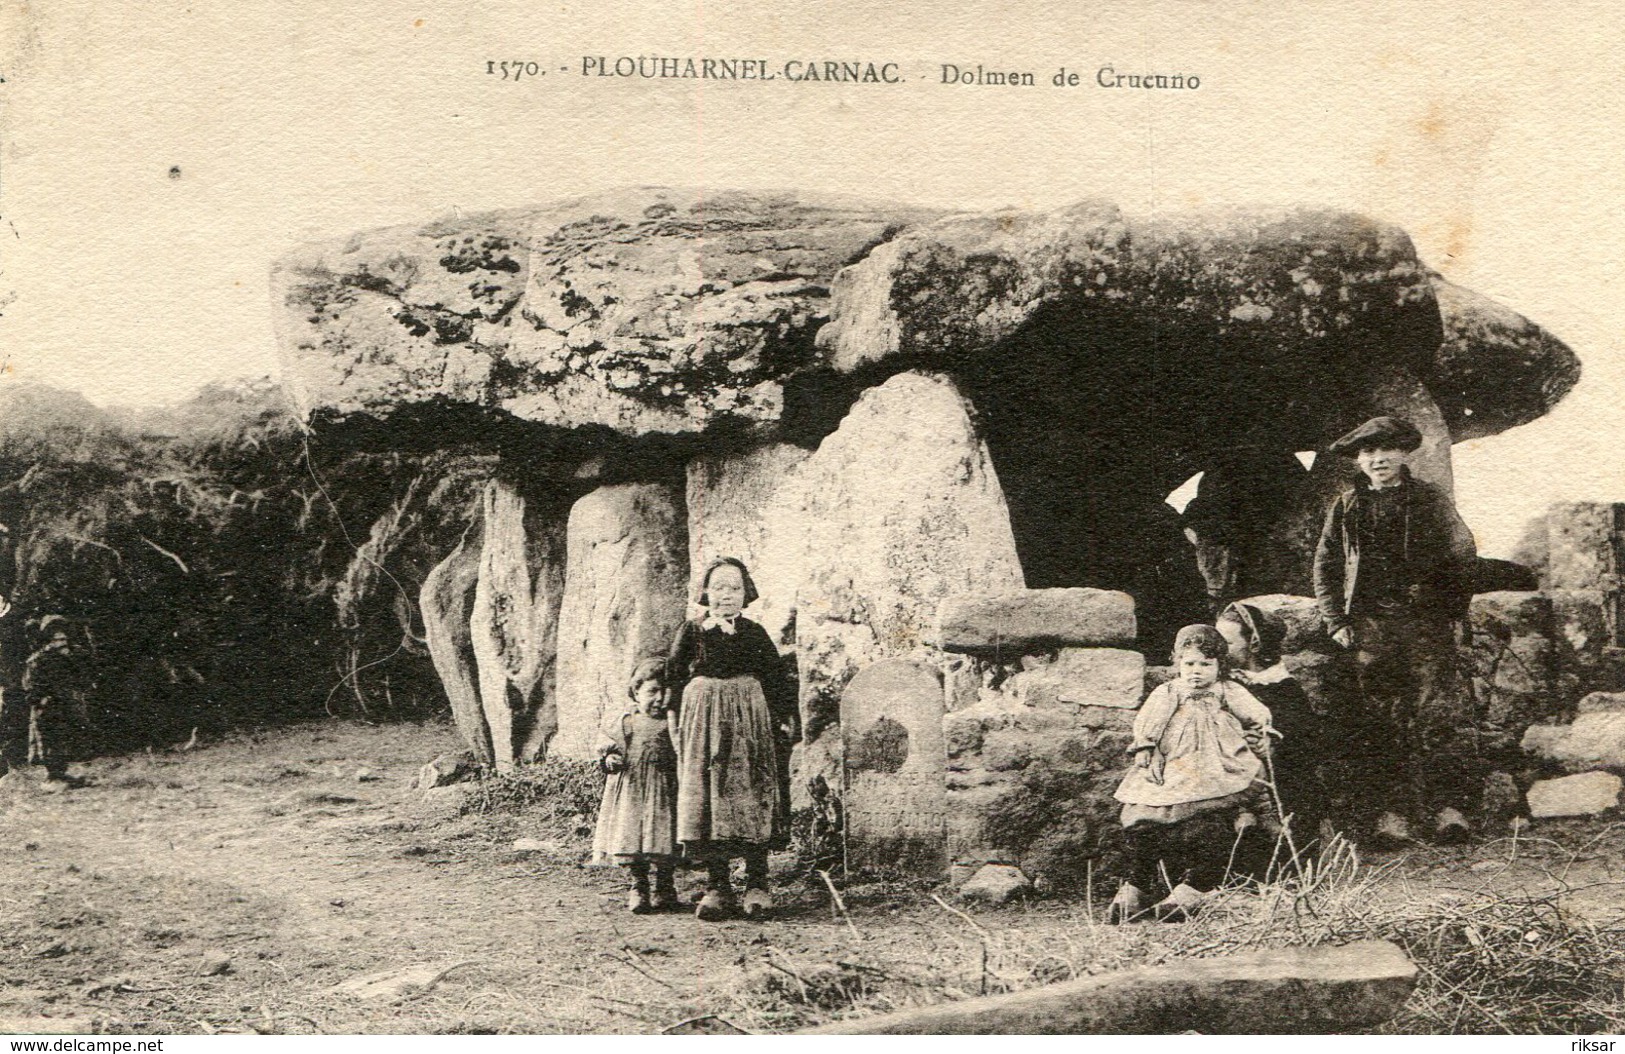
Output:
[1109, 624, 1275, 923]
[668, 557, 798, 921]
[592, 657, 681, 914]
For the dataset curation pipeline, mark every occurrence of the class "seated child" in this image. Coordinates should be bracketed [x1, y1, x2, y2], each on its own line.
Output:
[1110, 624, 1274, 923]
[1217, 600, 1331, 859]
[592, 657, 681, 913]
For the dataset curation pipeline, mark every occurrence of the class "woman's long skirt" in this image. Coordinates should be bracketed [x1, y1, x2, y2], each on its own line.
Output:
[676, 675, 784, 856]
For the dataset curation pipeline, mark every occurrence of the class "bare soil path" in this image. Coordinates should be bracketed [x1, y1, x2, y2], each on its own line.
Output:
[1, 720, 1621, 1034]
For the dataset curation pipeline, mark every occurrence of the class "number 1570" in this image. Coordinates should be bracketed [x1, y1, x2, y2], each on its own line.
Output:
[487, 61, 543, 80]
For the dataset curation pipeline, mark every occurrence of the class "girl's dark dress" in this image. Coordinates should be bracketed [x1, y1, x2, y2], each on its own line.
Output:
[667, 616, 795, 854]
[1240, 664, 1330, 850]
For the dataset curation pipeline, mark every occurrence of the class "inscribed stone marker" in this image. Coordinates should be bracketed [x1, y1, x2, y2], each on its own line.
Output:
[842, 659, 948, 872]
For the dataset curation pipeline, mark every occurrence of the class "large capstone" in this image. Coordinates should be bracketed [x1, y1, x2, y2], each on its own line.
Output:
[273, 188, 943, 436]
[277, 189, 1577, 632]
[552, 482, 689, 760]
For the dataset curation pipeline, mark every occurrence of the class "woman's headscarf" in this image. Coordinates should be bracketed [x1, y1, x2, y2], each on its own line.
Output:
[1217, 601, 1287, 667]
[695, 555, 760, 608]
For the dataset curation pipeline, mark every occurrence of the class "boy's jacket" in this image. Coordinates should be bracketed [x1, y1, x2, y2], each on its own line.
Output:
[1313, 468, 1476, 632]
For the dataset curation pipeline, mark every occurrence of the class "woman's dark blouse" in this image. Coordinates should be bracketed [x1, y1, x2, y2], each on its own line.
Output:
[667, 617, 796, 726]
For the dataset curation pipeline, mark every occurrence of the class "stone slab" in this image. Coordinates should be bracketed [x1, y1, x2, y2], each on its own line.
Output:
[933, 589, 1136, 655]
[1526, 771, 1622, 818]
[1522, 712, 1625, 774]
[798, 940, 1417, 1035]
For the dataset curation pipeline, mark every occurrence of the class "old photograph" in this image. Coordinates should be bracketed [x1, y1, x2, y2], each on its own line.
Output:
[1, 0, 1623, 1037]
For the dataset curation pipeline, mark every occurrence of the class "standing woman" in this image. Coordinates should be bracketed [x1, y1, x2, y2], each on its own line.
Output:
[668, 557, 798, 921]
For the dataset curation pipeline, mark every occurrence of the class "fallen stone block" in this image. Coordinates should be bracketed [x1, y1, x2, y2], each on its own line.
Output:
[1521, 712, 1625, 774]
[799, 940, 1416, 1034]
[934, 589, 1136, 655]
[959, 864, 1032, 904]
[1526, 772, 1622, 818]
[414, 751, 477, 790]
[1007, 648, 1145, 710]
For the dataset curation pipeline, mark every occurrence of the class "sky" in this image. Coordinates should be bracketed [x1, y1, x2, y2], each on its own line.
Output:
[2, 0, 1622, 557]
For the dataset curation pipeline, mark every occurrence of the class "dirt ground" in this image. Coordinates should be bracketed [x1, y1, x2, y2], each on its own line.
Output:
[2, 718, 1622, 1035]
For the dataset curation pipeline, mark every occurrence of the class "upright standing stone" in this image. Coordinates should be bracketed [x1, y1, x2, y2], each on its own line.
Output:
[764, 371, 1025, 789]
[1545, 503, 1623, 591]
[552, 482, 688, 760]
[842, 659, 948, 873]
[1545, 504, 1625, 650]
[469, 481, 568, 771]
[685, 443, 812, 643]
[421, 530, 488, 765]
[1466, 592, 1557, 747]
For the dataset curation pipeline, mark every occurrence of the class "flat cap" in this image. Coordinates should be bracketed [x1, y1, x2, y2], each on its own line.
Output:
[1328, 415, 1423, 457]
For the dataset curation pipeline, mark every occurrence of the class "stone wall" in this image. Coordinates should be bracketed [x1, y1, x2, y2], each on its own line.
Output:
[927, 589, 1141, 889]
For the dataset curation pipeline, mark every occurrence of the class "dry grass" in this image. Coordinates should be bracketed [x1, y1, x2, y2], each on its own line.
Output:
[738, 829, 1625, 1035]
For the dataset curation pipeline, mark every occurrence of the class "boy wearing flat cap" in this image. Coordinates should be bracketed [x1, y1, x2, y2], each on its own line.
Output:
[1313, 416, 1478, 847]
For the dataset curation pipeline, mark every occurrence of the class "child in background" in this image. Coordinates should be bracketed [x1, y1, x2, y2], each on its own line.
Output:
[592, 657, 681, 914]
[1110, 624, 1275, 923]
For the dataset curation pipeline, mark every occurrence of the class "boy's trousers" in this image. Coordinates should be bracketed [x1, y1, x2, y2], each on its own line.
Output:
[1348, 610, 1475, 819]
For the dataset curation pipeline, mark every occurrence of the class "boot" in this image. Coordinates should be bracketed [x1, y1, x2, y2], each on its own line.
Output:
[740, 887, 773, 920]
[696, 858, 736, 921]
[1106, 882, 1146, 925]
[651, 867, 680, 912]
[695, 888, 736, 921]
[626, 862, 653, 914]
